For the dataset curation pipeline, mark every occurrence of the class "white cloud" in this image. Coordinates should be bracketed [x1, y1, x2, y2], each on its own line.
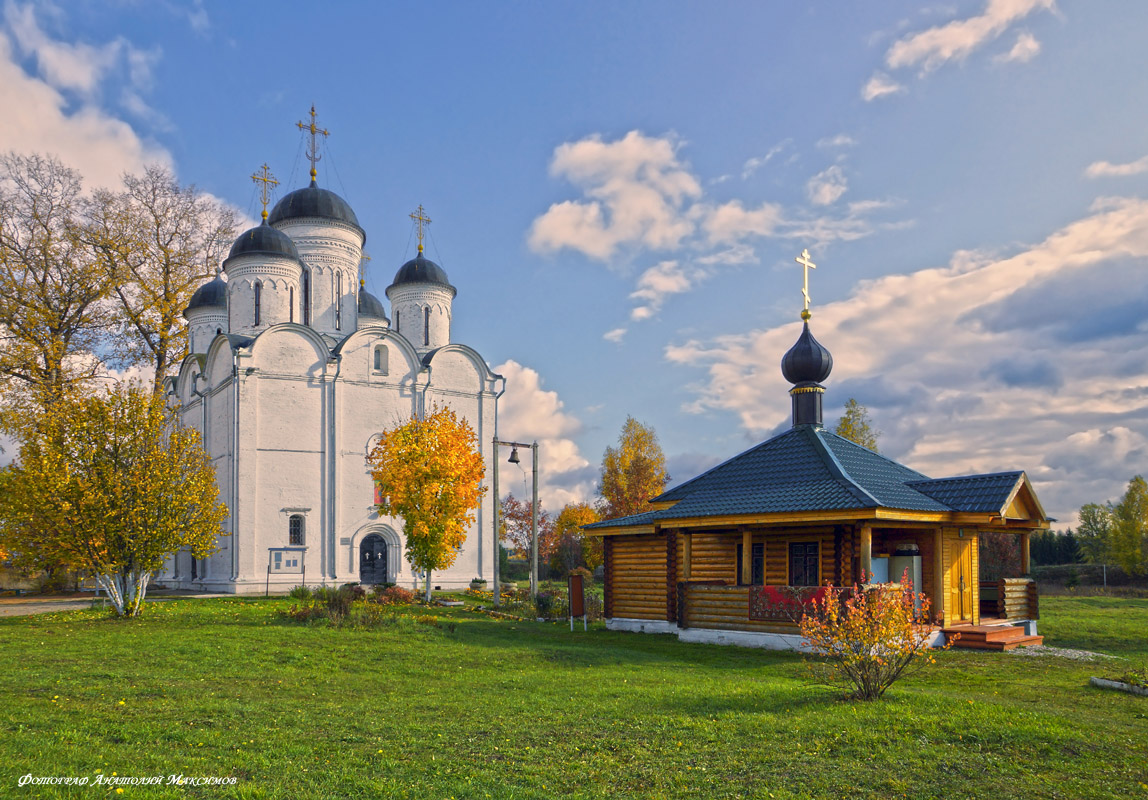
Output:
[665, 194, 1148, 526]
[885, 0, 1055, 74]
[816, 134, 857, 149]
[806, 165, 848, 206]
[630, 261, 704, 312]
[494, 360, 595, 509]
[3, 0, 121, 94]
[603, 327, 627, 343]
[1085, 155, 1148, 179]
[185, 0, 210, 33]
[0, 30, 170, 188]
[862, 72, 905, 101]
[741, 140, 790, 180]
[527, 130, 701, 261]
[995, 31, 1041, 63]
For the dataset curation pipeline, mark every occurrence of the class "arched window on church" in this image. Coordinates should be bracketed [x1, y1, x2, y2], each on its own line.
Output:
[374, 344, 389, 375]
[253, 281, 262, 326]
[394, 309, 400, 332]
[335, 273, 343, 330]
[424, 307, 430, 346]
[289, 286, 295, 323]
[302, 268, 311, 326]
[289, 514, 305, 546]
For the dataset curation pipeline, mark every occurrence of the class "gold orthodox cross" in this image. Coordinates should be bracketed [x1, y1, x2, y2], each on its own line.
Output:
[250, 163, 279, 221]
[296, 105, 329, 182]
[409, 204, 431, 253]
[795, 248, 816, 320]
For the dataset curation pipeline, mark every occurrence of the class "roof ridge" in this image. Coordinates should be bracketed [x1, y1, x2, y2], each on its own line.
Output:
[906, 470, 1024, 486]
[819, 429, 930, 479]
[805, 427, 882, 508]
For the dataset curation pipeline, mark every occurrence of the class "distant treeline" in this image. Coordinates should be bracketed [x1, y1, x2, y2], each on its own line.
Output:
[1030, 529, 1083, 566]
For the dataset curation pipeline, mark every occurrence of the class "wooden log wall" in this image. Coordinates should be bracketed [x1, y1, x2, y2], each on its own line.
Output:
[608, 534, 669, 620]
[676, 533, 736, 583]
[665, 530, 678, 622]
[603, 537, 613, 618]
[1001, 578, 1039, 620]
[681, 584, 799, 634]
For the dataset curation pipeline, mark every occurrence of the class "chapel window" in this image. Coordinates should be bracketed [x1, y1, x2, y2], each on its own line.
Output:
[302, 269, 311, 326]
[289, 514, 305, 546]
[424, 307, 430, 346]
[788, 542, 819, 587]
[374, 345, 389, 375]
[253, 282, 262, 326]
[335, 273, 343, 330]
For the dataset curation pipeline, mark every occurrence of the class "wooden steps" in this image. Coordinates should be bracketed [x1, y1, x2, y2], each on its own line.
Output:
[943, 624, 1043, 651]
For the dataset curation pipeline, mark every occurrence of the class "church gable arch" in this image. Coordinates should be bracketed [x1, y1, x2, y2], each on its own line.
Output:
[424, 344, 501, 394]
[249, 325, 331, 376]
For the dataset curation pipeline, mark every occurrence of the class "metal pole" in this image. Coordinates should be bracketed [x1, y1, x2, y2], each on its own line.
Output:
[531, 441, 539, 599]
[492, 436, 500, 608]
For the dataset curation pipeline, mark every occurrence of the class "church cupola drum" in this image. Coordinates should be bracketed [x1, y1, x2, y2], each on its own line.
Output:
[386, 205, 456, 351]
[267, 107, 365, 336]
[782, 249, 833, 427]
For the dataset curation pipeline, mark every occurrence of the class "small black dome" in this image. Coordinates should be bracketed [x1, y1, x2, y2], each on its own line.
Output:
[184, 275, 227, 317]
[224, 220, 301, 265]
[267, 181, 365, 242]
[781, 322, 833, 385]
[386, 251, 456, 297]
[358, 287, 388, 321]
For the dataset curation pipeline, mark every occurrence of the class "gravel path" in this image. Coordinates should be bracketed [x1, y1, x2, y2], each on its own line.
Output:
[1007, 645, 1115, 660]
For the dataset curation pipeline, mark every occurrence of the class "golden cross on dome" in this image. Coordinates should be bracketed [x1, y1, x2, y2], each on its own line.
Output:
[250, 163, 279, 220]
[795, 248, 816, 321]
[359, 252, 371, 287]
[296, 105, 329, 182]
[409, 204, 431, 253]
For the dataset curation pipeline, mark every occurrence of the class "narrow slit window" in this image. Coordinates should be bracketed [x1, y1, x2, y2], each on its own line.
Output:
[394, 309, 400, 332]
[253, 281, 262, 326]
[302, 269, 311, 326]
[374, 345, 389, 375]
[424, 307, 430, 346]
[335, 273, 343, 330]
[289, 286, 295, 323]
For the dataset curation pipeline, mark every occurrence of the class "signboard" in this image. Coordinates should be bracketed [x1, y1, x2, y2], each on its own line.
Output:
[568, 573, 586, 632]
[267, 546, 307, 596]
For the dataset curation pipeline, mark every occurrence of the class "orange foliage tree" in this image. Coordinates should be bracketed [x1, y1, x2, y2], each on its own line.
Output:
[799, 570, 947, 700]
[499, 493, 556, 560]
[368, 406, 487, 601]
[598, 416, 669, 520]
[550, 502, 602, 573]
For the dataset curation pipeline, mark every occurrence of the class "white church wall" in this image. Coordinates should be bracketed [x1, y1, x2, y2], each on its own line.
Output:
[273, 219, 363, 337]
[225, 253, 302, 336]
[388, 284, 453, 351]
[187, 309, 227, 355]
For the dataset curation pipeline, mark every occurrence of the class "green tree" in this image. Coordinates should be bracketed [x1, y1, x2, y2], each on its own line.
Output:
[1076, 502, 1113, 565]
[549, 502, 602, 573]
[0, 383, 228, 616]
[598, 416, 669, 520]
[833, 398, 879, 452]
[1109, 476, 1148, 575]
[367, 407, 487, 601]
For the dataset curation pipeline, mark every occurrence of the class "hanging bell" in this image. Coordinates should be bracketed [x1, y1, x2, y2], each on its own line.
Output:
[507, 446, 521, 465]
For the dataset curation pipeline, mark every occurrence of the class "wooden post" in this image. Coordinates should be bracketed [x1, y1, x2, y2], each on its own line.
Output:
[1020, 531, 1031, 576]
[933, 528, 945, 625]
[741, 528, 753, 585]
[682, 532, 692, 581]
[860, 525, 872, 583]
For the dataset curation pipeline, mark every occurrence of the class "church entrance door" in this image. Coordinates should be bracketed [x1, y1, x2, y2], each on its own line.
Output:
[360, 535, 388, 584]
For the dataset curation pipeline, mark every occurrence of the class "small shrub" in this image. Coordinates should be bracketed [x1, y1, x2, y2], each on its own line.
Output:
[568, 566, 593, 580]
[313, 586, 336, 603]
[416, 614, 440, 627]
[799, 571, 948, 701]
[372, 585, 416, 606]
[534, 590, 559, 618]
[288, 585, 312, 601]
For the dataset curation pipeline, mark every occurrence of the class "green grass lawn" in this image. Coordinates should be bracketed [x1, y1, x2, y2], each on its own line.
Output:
[1, 596, 1146, 799]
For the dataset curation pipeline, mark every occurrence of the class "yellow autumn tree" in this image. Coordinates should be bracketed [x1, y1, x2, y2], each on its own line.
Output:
[367, 406, 487, 601]
[0, 383, 228, 616]
[598, 416, 669, 520]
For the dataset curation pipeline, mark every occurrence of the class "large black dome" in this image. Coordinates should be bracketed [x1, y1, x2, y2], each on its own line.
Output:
[267, 180, 365, 242]
[224, 220, 301, 265]
[358, 287, 388, 321]
[386, 251, 456, 297]
[184, 275, 227, 317]
[781, 322, 833, 385]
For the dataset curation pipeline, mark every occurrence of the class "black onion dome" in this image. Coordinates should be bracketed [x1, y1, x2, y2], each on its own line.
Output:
[184, 275, 227, 317]
[267, 180, 365, 242]
[358, 287, 387, 320]
[385, 252, 456, 296]
[781, 322, 833, 385]
[224, 220, 301, 264]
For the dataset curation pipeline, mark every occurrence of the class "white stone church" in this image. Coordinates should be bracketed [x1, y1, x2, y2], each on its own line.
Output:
[159, 166, 500, 594]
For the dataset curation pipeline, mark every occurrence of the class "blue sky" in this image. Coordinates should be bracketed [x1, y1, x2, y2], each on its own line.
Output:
[3, 0, 1147, 525]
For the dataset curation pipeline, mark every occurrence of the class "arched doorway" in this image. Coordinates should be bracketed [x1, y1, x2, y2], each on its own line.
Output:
[360, 534, 388, 584]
